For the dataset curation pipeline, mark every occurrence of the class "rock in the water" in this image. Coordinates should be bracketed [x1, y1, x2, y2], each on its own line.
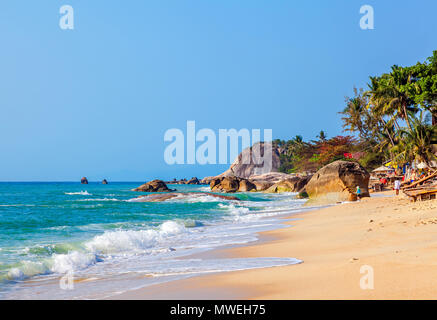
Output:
[305, 160, 370, 205]
[210, 177, 257, 193]
[252, 181, 274, 191]
[132, 180, 173, 192]
[297, 191, 309, 199]
[264, 176, 312, 193]
[200, 176, 215, 185]
[211, 177, 240, 193]
[81, 177, 88, 184]
[186, 177, 200, 185]
[238, 179, 256, 192]
[102, 179, 108, 185]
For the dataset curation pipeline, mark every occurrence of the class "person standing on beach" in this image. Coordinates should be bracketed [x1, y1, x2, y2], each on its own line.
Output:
[356, 185, 361, 200]
[394, 179, 401, 196]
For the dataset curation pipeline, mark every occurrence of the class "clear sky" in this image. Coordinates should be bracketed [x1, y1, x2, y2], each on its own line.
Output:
[0, 1, 436, 181]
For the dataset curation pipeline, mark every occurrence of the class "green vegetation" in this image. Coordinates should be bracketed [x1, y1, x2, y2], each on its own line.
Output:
[274, 134, 362, 173]
[342, 50, 437, 167]
[275, 50, 437, 173]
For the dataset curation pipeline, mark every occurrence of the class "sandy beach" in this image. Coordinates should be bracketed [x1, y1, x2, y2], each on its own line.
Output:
[118, 191, 437, 300]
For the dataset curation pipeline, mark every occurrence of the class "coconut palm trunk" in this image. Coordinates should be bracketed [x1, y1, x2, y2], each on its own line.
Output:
[403, 102, 413, 131]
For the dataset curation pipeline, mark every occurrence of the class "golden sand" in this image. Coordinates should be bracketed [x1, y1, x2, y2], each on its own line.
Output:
[117, 191, 437, 299]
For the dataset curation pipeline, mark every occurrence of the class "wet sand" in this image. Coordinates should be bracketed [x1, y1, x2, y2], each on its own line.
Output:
[116, 191, 437, 299]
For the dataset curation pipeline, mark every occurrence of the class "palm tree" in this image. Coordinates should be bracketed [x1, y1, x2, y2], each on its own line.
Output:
[340, 96, 365, 135]
[372, 66, 419, 131]
[390, 112, 437, 166]
[317, 130, 327, 142]
[366, 76, 410, 147]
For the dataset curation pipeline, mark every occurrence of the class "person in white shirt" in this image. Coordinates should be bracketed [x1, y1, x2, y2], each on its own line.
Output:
[394, 179, 401, 195]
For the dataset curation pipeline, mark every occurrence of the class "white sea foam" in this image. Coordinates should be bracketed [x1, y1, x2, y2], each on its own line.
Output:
[85, 221, 186, 254]
[65, 191, 91, 195]
[6, 260, 50, 281]
[51, 252, 97, 274]
[218, 203, 250, 217]
[2, 190, 310, 299]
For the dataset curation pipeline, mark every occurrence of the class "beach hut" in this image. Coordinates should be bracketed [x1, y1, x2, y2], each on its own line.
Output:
[372, 166, 391, 173]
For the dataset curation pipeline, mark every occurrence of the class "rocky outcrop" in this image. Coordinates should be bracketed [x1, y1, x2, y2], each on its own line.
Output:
[208, 172, 309, 193]
[265, 176, 312, 193]
[305, 160, 370, 205]
[132, 180, 174, 192]
[102, 179, 108, 185]
[201, 176, 216, 185]
[130, 192, 239, 202]
[210, 177, 258, 193]
[238, 179, 256, 192]
[165, 178, 206, 185]
[252, 181, 274, 191]
[211, 177, 240, 193]
[81, 177, 88, 184]
[186, 177, 200, 185]
[249, 172, 297, 184]
[217, 142, 282, 179]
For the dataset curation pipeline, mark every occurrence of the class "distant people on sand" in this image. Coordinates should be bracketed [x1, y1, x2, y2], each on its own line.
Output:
[411, 171, 417, 183]
[394, 179, 401, 196]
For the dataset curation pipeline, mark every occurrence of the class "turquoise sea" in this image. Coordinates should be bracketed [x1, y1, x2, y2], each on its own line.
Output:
[0, 182, 308, 299]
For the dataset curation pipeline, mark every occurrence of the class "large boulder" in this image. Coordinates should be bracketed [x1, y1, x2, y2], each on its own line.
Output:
[265, 176, 312, 193]
[186, 177, 200, 185]
[305, 161, 370, 205]
[210, 177, 240, 193]
[218, 142, 282, 179]
[238, 179, 256, 192]
[252, 181, 274, 191]
[210, 177, 257, 193]
[132, 180, 173, 192]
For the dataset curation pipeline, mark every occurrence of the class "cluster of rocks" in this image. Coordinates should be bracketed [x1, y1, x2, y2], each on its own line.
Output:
[205, 160, 370, 205]
[130, 157, 370, 205]
[80, 177, 109, 184]
[209, 174, 311, 194]
[165, 177, 203, 185]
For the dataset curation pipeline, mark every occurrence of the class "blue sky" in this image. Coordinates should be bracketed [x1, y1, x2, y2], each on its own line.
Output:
[0, 1, 436, 181]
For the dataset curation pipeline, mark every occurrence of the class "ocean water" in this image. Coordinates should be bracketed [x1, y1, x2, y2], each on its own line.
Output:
[0, 182, 309, 299]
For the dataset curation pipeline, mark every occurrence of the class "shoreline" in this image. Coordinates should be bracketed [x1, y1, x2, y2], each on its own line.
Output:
[116, 190, 437, 299]
[1, 185, 308, 300]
